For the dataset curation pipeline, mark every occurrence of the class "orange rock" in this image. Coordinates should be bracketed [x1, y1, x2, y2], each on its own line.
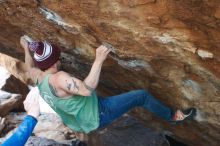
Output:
[0, 0, 220, 146]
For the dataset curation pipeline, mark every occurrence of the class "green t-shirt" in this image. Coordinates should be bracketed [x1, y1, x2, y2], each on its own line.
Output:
[37, 74, 100, 133]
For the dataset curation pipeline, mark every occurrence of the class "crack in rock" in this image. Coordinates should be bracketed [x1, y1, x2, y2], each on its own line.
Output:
[39, 7, 80, 35]
[102, 42, 155, 73]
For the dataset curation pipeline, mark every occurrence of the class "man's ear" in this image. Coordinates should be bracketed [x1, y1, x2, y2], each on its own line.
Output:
[51, 63, 57, 69]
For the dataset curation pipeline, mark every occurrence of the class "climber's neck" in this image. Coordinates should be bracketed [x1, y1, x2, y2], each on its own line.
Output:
[43, 60, 61, 74]
[44, 67, 58, 74]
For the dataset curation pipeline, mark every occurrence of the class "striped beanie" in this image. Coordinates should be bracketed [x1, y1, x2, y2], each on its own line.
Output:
[28, 41, 61, 70]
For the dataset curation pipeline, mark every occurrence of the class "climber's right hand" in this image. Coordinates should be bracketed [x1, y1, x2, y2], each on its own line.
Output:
[95, 45, 112, 63]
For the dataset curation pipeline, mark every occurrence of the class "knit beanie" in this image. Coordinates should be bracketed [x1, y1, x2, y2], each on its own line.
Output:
[28, 41, 61, 70]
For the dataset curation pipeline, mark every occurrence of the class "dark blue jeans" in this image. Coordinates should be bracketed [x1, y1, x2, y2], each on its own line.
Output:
[98, 90, 174, 128]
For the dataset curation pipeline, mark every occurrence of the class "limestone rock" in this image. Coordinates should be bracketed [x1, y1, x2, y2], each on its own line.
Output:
[94, 115, 169, 146]
[25, 137, 73, 146]
[0, 0, 220, 146]
[0, 53, 30, 84]
[0, 93, 22, 117]
[197, 49, 214, 59]
[33, 113, 76, 141]
[0, 69, 29, 116]
[1, 75, 29, 97]
[0, 113, 76, 145]
[214, 6, 220, 19]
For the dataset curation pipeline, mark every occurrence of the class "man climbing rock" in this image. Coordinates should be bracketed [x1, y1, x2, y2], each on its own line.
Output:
[20, 36, 196, 135]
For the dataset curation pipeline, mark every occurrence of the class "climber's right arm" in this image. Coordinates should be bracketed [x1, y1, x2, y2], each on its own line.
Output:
[20, 36, 35, 70]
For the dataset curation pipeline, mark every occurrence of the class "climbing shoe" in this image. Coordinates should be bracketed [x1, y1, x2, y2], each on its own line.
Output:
[171, 107, 196, 124]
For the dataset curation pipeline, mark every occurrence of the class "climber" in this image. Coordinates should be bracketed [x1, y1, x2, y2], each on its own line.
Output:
[1, 87, 87, 146]
[20, 36, 196, 135]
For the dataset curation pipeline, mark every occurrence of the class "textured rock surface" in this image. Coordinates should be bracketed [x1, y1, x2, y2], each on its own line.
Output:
[0, 113, 169, 146]
[0, 67, 29, 116]
[1, 75, 29, 97]
[95, 115, 169, 146]
[0, 53, 30, 84]
[0, 93, 22, 117]
[33, 113, 75, 141]
[0, 113, 76, 145]
[0, 0, 220, 146]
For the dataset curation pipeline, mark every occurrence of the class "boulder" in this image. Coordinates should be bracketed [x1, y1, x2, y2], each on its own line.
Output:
[0, 70, 29, 116]
[0, 92, 22, 117]
[0, 0, 220, 145]
[1, 75, 29, 97]
[0, 112, 76, 145]
[34, 113, 76, 142]
[90, 115, 169, 146]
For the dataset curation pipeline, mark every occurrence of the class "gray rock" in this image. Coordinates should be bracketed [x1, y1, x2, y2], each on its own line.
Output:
[93, 115, 169, 146]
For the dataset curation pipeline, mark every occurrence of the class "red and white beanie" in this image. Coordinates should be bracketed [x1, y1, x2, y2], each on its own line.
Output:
[28, 41, 61, 70]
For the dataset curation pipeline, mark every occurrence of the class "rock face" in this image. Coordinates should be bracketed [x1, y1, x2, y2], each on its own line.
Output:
[0, 53, 30, 84]
[0, 113, 76, 145]
[0, 0, 220, 146]
[0, 73, 29, 116]
[1, 75, 29, 97]
[95, 115, 169, 146]
[0, 93, 22, 117]
[0, 113, 169, 146]
[33, 113, 75, 142]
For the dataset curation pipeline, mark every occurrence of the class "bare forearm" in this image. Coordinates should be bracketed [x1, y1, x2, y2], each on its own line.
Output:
[24, 48, 34, 70]
[83, 59, 103, 91]
[20, 36, 34, 70]
[82, 45, 111, 93]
